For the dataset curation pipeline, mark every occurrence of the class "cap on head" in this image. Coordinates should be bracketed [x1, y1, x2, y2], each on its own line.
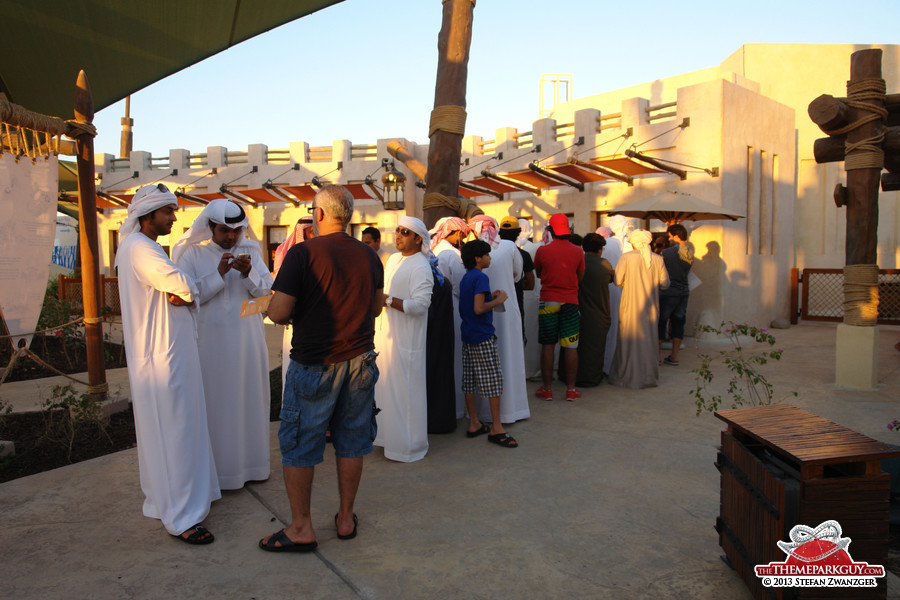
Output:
[499, 216, 520, 230]
[548, 213, 572, 236]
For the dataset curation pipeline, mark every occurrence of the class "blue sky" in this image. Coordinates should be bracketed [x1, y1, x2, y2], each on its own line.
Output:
[91, 0, 900, 158]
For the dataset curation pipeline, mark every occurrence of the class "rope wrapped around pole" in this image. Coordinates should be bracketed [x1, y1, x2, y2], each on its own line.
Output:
[823, 78, 887, 170]
[423, 191, 483, 220]
[843, 264, 880, 326]
[429, 105, 467, 138]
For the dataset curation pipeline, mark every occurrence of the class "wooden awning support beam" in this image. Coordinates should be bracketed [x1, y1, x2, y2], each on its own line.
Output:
[528, 162, 584, 192]
[365, 182, 384, 202]
[218, 185, 256, 207]
[96, 190, 130, 208]
[569, 158, 633, 186]
[262, 182, 300, 206]
[174, 190, 209, 206]
[458, 179, 503, 199]
[481, 170, 541, 196]
[60, 191, 103, 215]
[624, 148, 687, 180]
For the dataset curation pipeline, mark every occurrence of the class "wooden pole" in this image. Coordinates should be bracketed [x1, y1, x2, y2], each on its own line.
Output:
[423, 0, 475, 229]
[120, 95, 133, 159]
[845, 49, 883, 265]
[73, 70, 107, 400]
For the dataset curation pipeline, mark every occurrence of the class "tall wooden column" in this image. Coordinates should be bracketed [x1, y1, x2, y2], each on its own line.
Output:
[845, 50, 883, 265]
[808, 48, 887, 389]
[423, 0, 475, 229]
[73, 70, 107, 400]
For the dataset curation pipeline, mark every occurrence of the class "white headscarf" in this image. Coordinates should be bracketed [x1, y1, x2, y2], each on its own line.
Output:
[400, 215, 443, 285]
[608, 215, 634, 240]
[118, 183, 177, 241]
[171, 198, 249, 262]
[516, 218, 532, 248]
[629, 229, 653, 269]
[399, 216, 431, 257]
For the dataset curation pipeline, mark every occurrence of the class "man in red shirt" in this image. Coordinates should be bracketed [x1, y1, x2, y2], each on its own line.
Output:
[533, 214, 585, 401]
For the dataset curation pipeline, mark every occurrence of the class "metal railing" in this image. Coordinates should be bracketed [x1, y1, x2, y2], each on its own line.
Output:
[790, 268, 900, 324]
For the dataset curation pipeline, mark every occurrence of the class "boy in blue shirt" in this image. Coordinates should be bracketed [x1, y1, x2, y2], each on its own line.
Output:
[459, 240, 518, 448]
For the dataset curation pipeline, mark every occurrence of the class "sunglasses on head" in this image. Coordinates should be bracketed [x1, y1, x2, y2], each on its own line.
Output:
[156, 183, 169, 193]
[395, 227, 414, 237]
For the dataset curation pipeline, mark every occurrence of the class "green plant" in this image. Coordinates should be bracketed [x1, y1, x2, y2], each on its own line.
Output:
[40, 384, 110, 461]
[690, 321, 796, 416]
[36, 277, 80, 368]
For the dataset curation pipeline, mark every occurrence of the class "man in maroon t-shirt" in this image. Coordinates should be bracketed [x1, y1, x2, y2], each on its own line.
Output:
[533, 214, 585, 401]
[260, 185, 384, 552]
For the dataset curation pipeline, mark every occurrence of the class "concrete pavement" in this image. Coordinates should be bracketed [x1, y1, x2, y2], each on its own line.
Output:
[1, 322, 899, 599]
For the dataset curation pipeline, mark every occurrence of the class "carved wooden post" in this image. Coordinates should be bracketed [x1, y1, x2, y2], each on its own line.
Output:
[73, 70, 107, 400]
[423, 0, 475, 229]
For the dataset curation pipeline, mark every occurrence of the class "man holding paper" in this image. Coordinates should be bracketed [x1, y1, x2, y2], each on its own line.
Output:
[173, 199, 274, 489]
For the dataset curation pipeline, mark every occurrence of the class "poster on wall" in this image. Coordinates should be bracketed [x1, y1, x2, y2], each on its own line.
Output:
[0, 152, 59, 350]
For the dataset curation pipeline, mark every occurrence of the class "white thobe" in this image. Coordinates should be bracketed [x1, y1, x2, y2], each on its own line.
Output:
[610, 250, 670, 389]
[433, 240, 466, 419]
[175, 239, 273, 489]
[115, 233, 220, 535]
[481, 239, 531, 423]
[374, 252, 433, 462]
[603, 237, 624, 375]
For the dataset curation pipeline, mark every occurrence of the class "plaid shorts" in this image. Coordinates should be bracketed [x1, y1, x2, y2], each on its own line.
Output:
[538, 302, 580, 348]
[461, 335, 503, 398]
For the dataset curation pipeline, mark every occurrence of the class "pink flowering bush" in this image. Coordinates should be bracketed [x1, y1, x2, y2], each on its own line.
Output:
[690, 321, 795, 416]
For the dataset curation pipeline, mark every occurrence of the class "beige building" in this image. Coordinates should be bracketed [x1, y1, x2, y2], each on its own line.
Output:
[89, 43, 899, 333]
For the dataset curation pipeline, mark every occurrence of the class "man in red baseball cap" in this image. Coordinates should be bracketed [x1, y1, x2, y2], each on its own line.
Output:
[532, 214, 585, 401]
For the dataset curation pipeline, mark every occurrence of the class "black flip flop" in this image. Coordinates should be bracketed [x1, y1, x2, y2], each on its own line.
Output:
[466, 422, 491, 438]
[335, 513, 359, 540]
[174, 523, 214, 545]
[488, 432, 518, 448]
[258, 529, 317, 553]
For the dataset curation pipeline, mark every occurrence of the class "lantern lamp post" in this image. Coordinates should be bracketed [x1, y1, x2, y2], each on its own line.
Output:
[381, 162, 406, 210]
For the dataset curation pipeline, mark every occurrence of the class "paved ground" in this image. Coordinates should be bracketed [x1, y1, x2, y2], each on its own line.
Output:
[1, 321, 899, 599]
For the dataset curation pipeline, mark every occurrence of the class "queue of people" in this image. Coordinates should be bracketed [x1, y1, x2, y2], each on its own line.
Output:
[116, 182, 693, 551]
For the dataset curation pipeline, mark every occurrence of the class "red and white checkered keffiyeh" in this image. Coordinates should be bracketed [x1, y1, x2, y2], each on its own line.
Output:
[468, 214, 500, 249]
[429, 216, 470, 250]
[272, 218, 314, 277]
